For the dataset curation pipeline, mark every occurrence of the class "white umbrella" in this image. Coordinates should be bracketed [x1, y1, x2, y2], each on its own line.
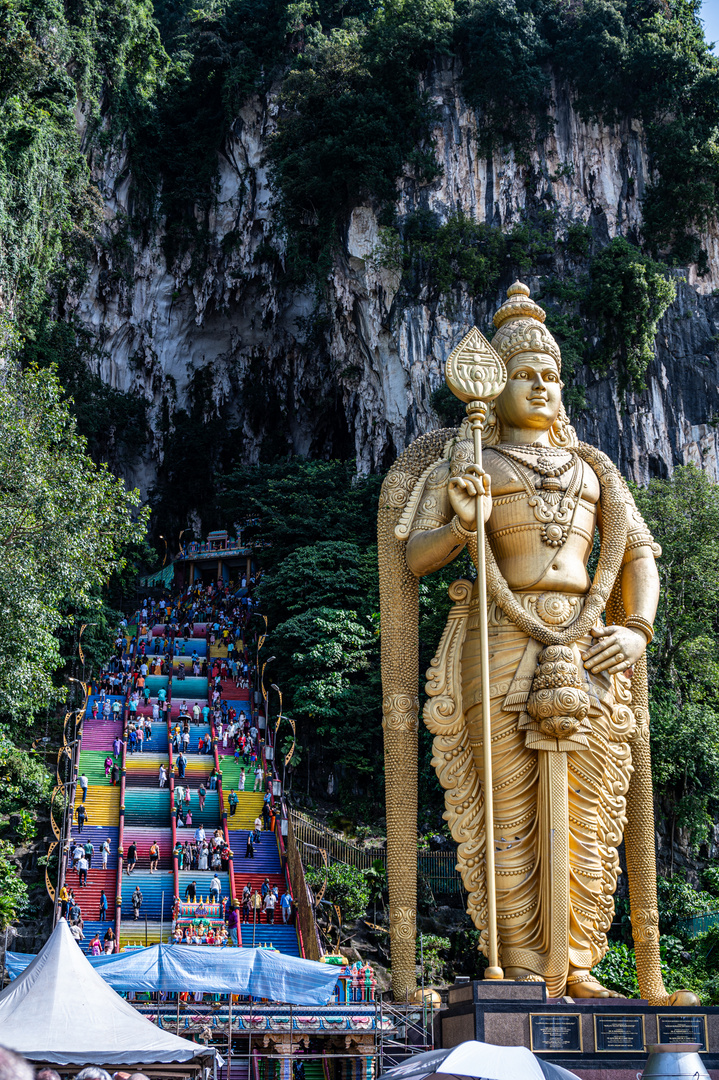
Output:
[377, 1040, 582, 1080]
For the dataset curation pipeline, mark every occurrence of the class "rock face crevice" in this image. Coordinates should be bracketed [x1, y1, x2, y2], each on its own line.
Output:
[69, 59, 719, 494]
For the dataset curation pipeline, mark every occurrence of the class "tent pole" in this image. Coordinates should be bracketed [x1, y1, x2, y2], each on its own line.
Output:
[1, 928, 7, 990]
[177, 992, 180, 1035]
[161, 891, 164, 944]
[227, 993, 232, 1080]
[247, 994, 253, 1080]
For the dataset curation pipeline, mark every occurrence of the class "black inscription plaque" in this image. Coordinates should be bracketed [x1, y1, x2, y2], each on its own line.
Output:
[594, 1014, 645, 1053]
[657, 1014, 708, 1051]
[530, 1013, 582, 1053]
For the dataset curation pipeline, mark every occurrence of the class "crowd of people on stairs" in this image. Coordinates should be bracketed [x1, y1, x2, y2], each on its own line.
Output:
[60, 571, 304, 956]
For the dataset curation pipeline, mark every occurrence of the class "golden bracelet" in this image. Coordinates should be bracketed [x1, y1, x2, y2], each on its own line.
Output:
[625, 615, 654, 644]
[450, 516, 476, 543]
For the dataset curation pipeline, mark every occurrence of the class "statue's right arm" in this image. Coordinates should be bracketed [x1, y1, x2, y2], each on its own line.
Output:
[405, 466, 490, 577]
[406, 523, 468, 577]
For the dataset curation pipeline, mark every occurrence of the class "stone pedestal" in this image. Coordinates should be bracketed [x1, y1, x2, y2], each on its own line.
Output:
[438, 981, 719, 1079]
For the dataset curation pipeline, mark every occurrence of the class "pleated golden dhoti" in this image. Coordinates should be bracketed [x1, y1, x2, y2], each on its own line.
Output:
[460, 591, 636, 996]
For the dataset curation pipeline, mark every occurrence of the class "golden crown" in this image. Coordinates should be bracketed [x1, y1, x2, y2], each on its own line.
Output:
[491, 281, 561, 371]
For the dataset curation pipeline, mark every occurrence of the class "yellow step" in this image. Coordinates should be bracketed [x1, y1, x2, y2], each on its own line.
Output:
[73, 785, 120, 827]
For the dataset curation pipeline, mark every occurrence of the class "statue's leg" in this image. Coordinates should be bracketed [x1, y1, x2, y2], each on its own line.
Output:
[463, 627, 543, 968]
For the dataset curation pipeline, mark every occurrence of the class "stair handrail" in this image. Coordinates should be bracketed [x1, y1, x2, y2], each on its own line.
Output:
[168, 709, 179, 906]
[290, 809, 386, 871]
[113, 614, 141, 945]
[262, 719, 313, 959]
[115, 714, 128, 949]
[208, 624, 237, 924]
[285, 809, 323, 961]
[211, 709, 237, 911]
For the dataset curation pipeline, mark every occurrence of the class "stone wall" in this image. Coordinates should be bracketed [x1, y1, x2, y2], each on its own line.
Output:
[69, 60, 719, 494]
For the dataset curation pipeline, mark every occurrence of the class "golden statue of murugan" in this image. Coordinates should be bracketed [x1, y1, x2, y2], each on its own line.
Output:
[378, 282, 696, 1004]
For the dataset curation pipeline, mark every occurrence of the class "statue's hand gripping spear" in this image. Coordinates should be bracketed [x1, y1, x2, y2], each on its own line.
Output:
[445, 327, 507, 980]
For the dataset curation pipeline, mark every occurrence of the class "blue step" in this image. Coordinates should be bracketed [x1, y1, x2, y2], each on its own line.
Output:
[121, 871, 174, 919]
[229, 831, 281, 871]
[175, 640, 207, 656]
[126, 721, 170, 749]
[169, 730, 213, 755]
[170, 677, 208, 699]
[177, 869, 230, 903]
[171, 791, 221, 828]
[67, 825, 119, 865]
[86, 694, 126, 713]
[124, 788, 172, 826]
[243, 926, 300, 956]
[76, 919, 115, 955]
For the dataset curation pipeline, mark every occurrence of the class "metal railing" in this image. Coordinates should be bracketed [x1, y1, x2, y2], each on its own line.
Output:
[285, 812, 322, 960]
[291, 810, 463, 894]
[676, 911, 719, 937]
[290, 810, 385, 871]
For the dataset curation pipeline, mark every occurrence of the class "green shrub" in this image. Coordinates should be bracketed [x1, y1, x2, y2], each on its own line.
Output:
[305, 862, 371, 924]
[417, 933, 451, 983]
[586, 237, 676, 390]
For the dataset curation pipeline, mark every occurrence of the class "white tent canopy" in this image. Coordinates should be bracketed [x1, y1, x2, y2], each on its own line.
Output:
[0, 919, 214, 1066]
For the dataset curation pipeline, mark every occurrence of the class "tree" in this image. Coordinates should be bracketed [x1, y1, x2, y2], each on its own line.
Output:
[632, 466, 719, 847]
[271, 605, 381, 790]
[0, 840, 29, 929]
[305, 862, 370, 925]
[256, 540, 378, 625]
[634, 466, 719, 682]
[220, 460, 382, 565]
[0, 362, 148, 722]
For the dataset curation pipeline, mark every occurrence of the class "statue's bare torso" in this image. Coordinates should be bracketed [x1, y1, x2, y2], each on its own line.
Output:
[483, 448, 600, 594]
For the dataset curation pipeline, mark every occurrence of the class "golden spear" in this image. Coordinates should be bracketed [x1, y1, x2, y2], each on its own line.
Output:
[445, 326, 507, 979]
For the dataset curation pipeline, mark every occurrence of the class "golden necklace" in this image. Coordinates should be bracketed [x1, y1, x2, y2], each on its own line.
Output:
[494, 446, 582, 548]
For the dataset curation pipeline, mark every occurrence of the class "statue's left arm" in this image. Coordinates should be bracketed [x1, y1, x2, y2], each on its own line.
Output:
[584, 486, 660, 677]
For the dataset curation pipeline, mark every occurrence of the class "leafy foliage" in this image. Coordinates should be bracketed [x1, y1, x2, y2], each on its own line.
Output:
[417, 933, 451, 983]
[273, 605, 381, 783]
[586, 238, 676, 390]
[0, 730, 51, 816]
[305, 862, 371, 924]
[0, 840, 29, 928]
[220, 459, 382, 565]
[256, 540, 378, 625]
[0, 359, 147, 722]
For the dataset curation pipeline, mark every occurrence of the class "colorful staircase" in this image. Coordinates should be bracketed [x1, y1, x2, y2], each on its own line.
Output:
[70, 600, 307, 963]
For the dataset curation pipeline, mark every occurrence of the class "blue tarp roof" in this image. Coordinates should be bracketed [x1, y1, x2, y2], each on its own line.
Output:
[6, 943, 340, 1004]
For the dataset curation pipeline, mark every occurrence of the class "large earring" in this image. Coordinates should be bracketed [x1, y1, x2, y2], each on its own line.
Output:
[481, 400, 501, 446]
[548, 402, 579, 448]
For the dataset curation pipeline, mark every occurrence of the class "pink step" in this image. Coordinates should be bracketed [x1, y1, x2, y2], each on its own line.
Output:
[82, 721, 124, 749]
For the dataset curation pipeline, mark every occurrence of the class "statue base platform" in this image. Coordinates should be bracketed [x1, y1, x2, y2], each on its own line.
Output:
[438, 980, 719, 1078]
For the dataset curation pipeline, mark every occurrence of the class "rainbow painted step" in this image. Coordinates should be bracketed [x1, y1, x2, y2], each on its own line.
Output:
[121, 870, 174, 920]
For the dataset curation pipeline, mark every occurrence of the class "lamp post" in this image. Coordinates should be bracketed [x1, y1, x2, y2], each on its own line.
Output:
[270, 683, 284, 790]
[260, 655, 276, 747]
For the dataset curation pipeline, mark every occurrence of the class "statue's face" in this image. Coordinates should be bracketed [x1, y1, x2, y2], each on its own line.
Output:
[495, 352, 561, 432]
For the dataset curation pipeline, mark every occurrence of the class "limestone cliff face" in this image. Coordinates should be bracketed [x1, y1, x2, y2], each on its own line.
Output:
[70, 60, 719, 492]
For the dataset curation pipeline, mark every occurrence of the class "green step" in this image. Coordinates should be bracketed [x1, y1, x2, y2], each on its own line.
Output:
[124, 789, 172, 825]
[78, 750, 121, 781]
[219, 762, 259, 790]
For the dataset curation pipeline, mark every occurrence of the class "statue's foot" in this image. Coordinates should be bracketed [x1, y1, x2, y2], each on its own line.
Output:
[566, 971, 622, 999]
[504, 966, 545, 983]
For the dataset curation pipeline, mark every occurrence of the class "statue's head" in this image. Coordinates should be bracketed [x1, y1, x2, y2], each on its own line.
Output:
[481, 281, 576, 447]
